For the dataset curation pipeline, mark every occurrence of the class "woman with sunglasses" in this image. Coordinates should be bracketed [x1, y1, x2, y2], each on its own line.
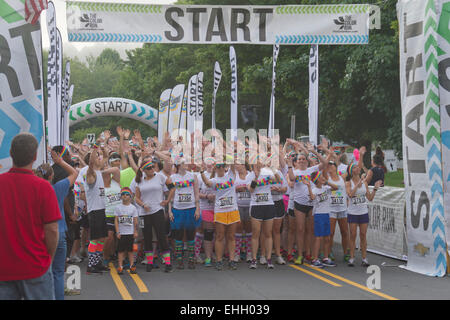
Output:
[135, 157, 175, 273]
[345, 162, 382, 267]
[286, 141, 329, 265]
[200, 161, 240, 271]
[327, 161, 350, 262]
[168, 158, 201, 270]
[247, 157, 282, 270]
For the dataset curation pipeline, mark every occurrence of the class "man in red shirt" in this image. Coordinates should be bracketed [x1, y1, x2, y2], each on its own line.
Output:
[0, 133, 61, 300]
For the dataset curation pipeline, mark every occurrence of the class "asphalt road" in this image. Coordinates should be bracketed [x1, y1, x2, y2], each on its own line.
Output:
[64, 246, 450, 301]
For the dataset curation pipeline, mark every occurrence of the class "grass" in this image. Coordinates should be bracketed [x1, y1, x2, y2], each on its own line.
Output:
[384, 170, 404, 188]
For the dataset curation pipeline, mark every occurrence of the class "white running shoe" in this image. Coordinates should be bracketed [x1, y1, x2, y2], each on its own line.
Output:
[259, 256, 267, 265]
[246, 253, 252, 263]
[276, 256, 286, 265]
[195, 256, 204, 264]
[233, 255, 240, 263]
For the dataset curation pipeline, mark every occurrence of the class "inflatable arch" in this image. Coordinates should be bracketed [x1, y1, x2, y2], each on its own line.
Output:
[68, 97, 158, 129]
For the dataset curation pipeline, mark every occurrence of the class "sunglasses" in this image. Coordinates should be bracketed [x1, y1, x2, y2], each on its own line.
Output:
[144, 165, 154, 170]
[121, 192, 131, 196]
[215, 164, 226, 168]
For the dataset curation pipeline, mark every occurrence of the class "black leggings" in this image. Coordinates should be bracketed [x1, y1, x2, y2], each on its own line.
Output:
[143, 210, 169, 253]
[171, 228, 196, 242]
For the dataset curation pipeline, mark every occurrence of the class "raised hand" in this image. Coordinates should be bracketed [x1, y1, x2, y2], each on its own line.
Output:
[103, 130, 111, 141]
[116, 126, 123, 137]
[124, 129, 131, 140]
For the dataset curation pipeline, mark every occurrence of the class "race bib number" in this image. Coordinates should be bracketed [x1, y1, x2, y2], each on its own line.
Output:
[351, 195, 366, 205]
[99, 187, 105, 197]
[255, 193, 269, 203]
[317, 192, 328, 203]
[178, 193, 192, 203]
[238, 191, 251, 200]
[330, 191, 344, 205]
[119, 216, 133, 226]
[106, 193, 121, 204]
[219, 196, 234, 208]
[139, 217, 145, 229]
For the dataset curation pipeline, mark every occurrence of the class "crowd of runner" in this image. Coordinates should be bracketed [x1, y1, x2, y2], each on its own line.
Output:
[49, 127, 384, 279]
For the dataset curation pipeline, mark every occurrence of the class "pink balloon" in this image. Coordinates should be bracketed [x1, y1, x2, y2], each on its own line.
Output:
[353, 149, 360, 162]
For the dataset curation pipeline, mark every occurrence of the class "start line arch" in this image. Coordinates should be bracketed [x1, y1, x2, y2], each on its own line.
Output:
[68, 97, 158, 130]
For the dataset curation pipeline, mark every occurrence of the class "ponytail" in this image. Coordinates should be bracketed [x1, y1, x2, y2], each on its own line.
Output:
[135, 167, 143, 184]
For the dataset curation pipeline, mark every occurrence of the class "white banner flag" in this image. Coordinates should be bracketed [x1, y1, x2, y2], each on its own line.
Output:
[398, 0, 447, 276]
[187, 75, 198, 135]
[308, 44, 319, 146]
[268, 44, 280, 138]
[0, 2, 45, 172]
[230, 46, 238, 141]
[158, 88, 171, 143]
[436, 0, 450, 261]
[196, 72, 204, 134]
[46, 1, 58, 148]
[66, 2, 370, 45]
[56, 28, 63, 147]
[60, 61, 70, 145]
[180, 90, 187, 131]
[64, 84, 74, 143]
[168, 84, 185, 135]
[212, 61, 222, 130]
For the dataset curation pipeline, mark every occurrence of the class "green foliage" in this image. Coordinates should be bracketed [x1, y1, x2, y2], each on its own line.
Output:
[384, 170, 405, 188]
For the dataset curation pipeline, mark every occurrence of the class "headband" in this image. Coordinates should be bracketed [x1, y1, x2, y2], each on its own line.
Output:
[121, 187, 132, 196]
[312, 171, 322, 184]
[349, 163, 356, 176]
[141, 161, 154, 170]
[59, 146, 68, 158]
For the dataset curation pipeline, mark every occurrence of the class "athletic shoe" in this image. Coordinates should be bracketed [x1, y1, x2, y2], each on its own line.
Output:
[141, 259, 147, 265]
[130, 266, 137, 274]
[195, 256, 204, 264]
[287, 254, 294, 263]
[146, 264, 153, 272]
[204, 258, 212, 267]
[249, 260, 257, 269]
[246, 253, 253, 263]
[86, 266, 102, 274]
[233, 255, 240, 263]
[361, 259, 370, 267]
[96, 263, 110, 271]
[294, 256, 303, 265]
[164, 264, 174, 273]
[318, 252, 324, 260]
[153, 260, 160, 269]
[344, 254, 351, 262]
[311, 259, 324, 268]
[176, 261, 184, 270]
[229, 261, 238, 270]
[267, 260, 275, 269]
[329, 252, 335, 261]
[276, 256, 286, 265]
[304, 255, 313, 263]
[348, 258, 355, 267]
[68, 256, 82, 264]
[215, 261, 224, 271]
[260, 256, 267, 265]
[117, 267, 124, 275]
[188, 261, 195, 269]
[322, 258, 336, 267]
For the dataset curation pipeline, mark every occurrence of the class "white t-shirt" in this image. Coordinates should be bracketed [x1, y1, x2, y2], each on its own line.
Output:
[210, 170, 238, 213]
[235, 171, 252, 208]
[105, 179, 122, 218]
[171, 171, 196, 210]
[312, 185, 332, 214]
[136, 172, 168, 215]
[338, 163, 348, 176]
[85, 170, 106, 213]
[198, 171, 215, 211]
[287, 184, 294, 210]
[347, 180, 368, 215]
[328, 176, 348, 213]
[291, 165, 320, 206]
[248, 168, 276, 207]
[73, 181, 85, 221]
[271, 169, 287, 202]
[114, 203, 138, 235]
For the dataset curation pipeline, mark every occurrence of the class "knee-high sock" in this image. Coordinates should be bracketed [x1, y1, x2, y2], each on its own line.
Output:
[145, 251, 154, 265]
[194, 232, 203, 258]
[96, 241, 104, 266]
[175, 240, 183, 262]
[162, 250, 171, 265]
[245, 233, 252, 255]
[88, 241, 98, 268]
[234, 233, 242, 257]
[187, 240, 195, 263]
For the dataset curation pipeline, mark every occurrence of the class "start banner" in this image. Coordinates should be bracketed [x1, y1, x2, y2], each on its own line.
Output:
[66, 2, 371, 45]
[397, 0, 447, 276]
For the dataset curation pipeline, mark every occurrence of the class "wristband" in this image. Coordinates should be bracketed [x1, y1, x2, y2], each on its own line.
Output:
[250, 180, 257, 189]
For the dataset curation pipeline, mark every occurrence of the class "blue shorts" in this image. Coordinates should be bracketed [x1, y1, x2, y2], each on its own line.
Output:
[347, 213, 369, 224]
[314, 213, 331, 237]
[170, 207, 201, 230]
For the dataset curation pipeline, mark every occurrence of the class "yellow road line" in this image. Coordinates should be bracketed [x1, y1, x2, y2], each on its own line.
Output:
[303, 263, 399, 300]
[289, 265, 342, 287]
[109, 263, 133, 300]
[127, 270, 149, 293]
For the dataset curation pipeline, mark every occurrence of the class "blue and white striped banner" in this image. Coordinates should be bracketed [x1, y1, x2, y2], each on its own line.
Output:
[275, 34, 369, 44]
[68, 32, 162, 42]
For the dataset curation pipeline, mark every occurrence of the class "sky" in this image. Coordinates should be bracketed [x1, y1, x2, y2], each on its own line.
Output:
[40, 0, 175, 60]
